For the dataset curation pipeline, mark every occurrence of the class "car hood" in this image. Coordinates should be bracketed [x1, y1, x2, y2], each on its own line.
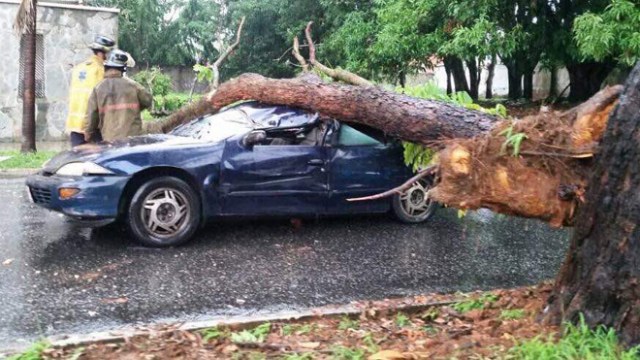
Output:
[42, 134, 206, 173]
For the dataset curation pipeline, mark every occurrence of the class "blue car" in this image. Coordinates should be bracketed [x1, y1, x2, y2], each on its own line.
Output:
[26, 102, 436, 247]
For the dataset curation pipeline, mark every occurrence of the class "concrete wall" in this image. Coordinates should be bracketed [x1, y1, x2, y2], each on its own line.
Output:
[0, 0, 118, 142]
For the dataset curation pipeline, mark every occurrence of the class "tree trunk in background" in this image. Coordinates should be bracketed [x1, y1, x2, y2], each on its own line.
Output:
[523, 69, 534, 100]
[444, 60, 453, 95]
[545, 62, 640, 347]
[466, 58, 479, 100]
[506, 61, 522, 99]
[485, 55, 496, 99]
[549, 66, 557, 99]
[567, 62, 614, 101]
[448, 56, 469, 94]
[20, 0, 37, 153]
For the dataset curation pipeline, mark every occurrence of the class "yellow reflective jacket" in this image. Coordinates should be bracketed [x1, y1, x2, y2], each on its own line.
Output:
[65, 55, 105, 133]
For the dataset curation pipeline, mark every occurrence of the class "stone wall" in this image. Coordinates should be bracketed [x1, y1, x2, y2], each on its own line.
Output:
[0, 0, 118, 142]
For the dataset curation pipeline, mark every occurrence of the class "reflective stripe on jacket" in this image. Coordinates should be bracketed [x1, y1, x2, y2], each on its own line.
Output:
[65, 55, 104, 133]
[84, 69, 152, 142]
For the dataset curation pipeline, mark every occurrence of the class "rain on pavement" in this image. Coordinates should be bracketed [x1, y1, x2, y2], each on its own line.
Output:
[0, 177, 570, 350]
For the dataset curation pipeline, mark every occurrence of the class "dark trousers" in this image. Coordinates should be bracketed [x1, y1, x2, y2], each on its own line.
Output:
[70, 132, 86, 147]
[70, 131, 102, 147]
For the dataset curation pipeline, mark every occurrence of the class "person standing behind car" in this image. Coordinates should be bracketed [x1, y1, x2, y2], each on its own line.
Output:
[84, 50, 152, 143]
[65, 35, 115, 147]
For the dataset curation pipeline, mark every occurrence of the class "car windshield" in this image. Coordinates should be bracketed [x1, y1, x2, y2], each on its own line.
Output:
[170, 109, 254, 142]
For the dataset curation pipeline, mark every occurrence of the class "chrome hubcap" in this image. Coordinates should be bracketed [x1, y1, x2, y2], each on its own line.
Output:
[141, 188, 190, 238]
[399, 180, 432, 217]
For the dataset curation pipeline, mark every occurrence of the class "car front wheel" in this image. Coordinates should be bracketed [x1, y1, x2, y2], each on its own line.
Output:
[392, 177, 437, 223]
[128, 176, 201, 247]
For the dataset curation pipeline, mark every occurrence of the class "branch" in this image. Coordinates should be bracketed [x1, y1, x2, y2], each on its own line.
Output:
[210, 16, 246, 90]
[292, 36, 309, 72]
[347, 166, 437, 202]
[304, 21, 373, 87]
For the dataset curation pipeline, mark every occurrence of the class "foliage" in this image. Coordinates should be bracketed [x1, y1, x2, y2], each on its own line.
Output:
[282, 323, 316, 336]
[573, 0, 640, 66]
[7, 340, 50, 360]
[200, 326, 224, 342]
[87, 0, 221, 66]
[338, 316, 359, 331]
[500, 309, 527, 320]
[331, 346, 366, 360]
[133, 68, 172, 97]
[499, 125, 528, 157]
[452, 293, 499, 313]
[283, 354, 314, 360]
[0, 151, 57, 169]
[193, 64, 214, 83]
[153, 93, 197, 113]
[230, 323, 271, 344]
[395, 313, 411, 327]
[510, 315, 640, 359]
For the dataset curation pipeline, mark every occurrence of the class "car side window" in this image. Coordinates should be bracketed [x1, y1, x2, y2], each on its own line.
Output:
[338, 124, 382, 146]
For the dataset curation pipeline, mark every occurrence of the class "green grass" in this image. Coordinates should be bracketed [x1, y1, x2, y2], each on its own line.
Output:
[7, 340, 50, 360]
[500, 309, 527, 320]
[0, 151, 57, 170]
[230, 323, 271, 344]
[452, 293, 499, 313]
[338, 316, 359, 331]
[281, 323, 316, 336]
[331, 346, 366, 360]
[510, 316, 640, 359]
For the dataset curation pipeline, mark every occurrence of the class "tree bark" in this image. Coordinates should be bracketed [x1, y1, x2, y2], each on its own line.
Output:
[444, 60, 453, 95]
[485, 55, 496, 99]
[523, 69, 534, 100]
[506, 60, 522, 99]
[544, 62, 640, 347]
[20, 0, 37, 153]
[466, 58, 479, 100]
[446, 56, 469, 94]
[567, 62, 614, 101]
[207, 74, 495, 143]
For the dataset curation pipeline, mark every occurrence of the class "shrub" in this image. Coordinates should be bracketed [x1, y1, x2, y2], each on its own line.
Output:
[133, 67, 172, 97]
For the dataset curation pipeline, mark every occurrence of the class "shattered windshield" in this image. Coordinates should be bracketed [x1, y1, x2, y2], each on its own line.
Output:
[170, 109, 254, 142]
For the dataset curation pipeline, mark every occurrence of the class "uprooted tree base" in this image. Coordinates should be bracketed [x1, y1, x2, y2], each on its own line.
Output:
[146, 74, 621, 227]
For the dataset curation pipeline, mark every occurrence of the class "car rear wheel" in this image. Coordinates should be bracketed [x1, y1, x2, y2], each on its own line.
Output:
[392, 176, 437, 223]
[128, 177, 200, 247]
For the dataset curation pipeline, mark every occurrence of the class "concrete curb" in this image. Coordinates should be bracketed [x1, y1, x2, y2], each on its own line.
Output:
[1, 298, 456, 356]
[0, 169, 38, 178]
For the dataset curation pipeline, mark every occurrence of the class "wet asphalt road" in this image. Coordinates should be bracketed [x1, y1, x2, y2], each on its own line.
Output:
[0, 177, 570, 350]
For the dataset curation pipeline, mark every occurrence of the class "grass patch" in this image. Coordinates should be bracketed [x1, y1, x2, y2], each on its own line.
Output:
[510, 316, 640, 359]
[7, 340, 50, 360]
[331, 346, 366, 360]
[230, 323, 271, 344]
[0, 151, 57, 169]
[500, 309, 527, 320]
[338, 316, 359, 331]
[452, 293, 499, 313]
[281, 323, 316, 336]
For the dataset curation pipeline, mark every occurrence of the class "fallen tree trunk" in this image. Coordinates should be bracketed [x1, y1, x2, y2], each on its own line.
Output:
[145, 72, 621, 226]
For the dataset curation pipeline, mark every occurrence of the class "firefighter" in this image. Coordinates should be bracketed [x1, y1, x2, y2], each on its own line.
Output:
[65, 35, 115, 147]
[84, 50, 152, 143]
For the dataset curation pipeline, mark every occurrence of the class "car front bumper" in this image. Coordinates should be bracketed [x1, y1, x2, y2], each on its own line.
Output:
[25, 172, 130, 223]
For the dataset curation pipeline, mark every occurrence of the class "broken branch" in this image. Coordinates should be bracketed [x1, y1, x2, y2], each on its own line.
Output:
[347, 166, 437, 202]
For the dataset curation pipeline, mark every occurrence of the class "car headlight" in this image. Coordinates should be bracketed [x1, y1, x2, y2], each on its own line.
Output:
[56, 162, 114, 176]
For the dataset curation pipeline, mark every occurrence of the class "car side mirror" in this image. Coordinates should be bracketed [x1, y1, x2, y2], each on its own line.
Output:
[242, 130, 267, 147]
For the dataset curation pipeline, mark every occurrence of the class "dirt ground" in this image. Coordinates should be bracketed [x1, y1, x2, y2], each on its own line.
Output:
[42, 283, 558, 359]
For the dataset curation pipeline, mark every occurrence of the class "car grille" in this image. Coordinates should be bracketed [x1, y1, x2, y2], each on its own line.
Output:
[30, 186, 52, 204]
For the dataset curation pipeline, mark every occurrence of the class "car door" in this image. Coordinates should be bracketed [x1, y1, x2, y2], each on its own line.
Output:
[327, 123, 411, 214]
[219, 132, 329, 216]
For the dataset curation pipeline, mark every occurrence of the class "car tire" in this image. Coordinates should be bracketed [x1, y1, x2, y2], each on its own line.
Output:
[127, 176, 201, 247]
[391, 176, 438, 224]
